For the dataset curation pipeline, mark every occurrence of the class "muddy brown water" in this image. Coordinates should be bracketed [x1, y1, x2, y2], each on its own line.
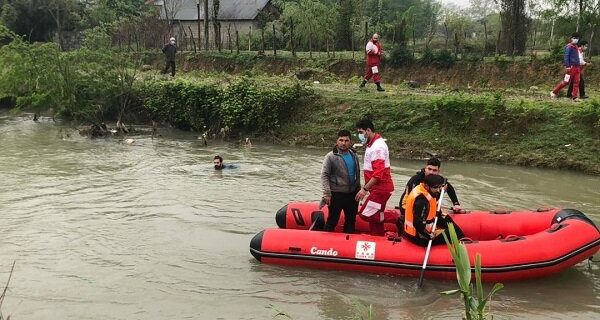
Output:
[0, 114, 598, 319]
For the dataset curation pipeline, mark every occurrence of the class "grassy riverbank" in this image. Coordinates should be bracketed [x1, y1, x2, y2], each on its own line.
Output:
[278, 80, 599, 174]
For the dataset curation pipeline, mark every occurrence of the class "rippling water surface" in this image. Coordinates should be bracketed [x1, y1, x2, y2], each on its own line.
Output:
[0, 114, 598, 319]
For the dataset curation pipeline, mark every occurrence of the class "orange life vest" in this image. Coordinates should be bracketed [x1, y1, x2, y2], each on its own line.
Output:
[403, 183, 437, 237]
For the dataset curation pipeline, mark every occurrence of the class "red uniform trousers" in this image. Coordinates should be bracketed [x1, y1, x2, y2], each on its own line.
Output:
[364, 64, 381, 83]
[358, 191, 398, 236]
[553, 66, 581, 98]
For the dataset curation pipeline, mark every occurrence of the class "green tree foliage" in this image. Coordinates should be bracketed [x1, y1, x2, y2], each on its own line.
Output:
[499, 0, 529, 55]
[0, 0, 83, 42]
[282, 0, 337, 55]
[334, 0, 353, 50]
[84, 0, 151, 27]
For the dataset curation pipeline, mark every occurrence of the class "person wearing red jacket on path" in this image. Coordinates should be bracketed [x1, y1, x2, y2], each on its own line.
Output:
[355, 119, 399, 236]
[360, 33, 385, 92]
[551, 32, 582, 101]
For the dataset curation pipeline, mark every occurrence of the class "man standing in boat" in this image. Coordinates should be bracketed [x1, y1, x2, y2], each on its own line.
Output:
[403, 174, 465, 246]
[355, 119, 399, 236]
[320, 130, 361, 233]
[399, 158, 462, 215]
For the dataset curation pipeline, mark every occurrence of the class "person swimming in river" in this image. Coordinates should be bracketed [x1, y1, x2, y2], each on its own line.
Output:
[213, 155, 238, 170]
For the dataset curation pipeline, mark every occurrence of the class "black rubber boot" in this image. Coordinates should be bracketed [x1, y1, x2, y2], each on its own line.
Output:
[359, 80, 367, 88]
[395, 217, 404, 236]
[376, 82, 385, 91]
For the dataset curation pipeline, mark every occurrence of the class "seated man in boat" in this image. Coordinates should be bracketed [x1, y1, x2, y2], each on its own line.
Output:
[402, 174, 466, 246]
[320, 130, 361, 233]
[399, 157, 462, 214]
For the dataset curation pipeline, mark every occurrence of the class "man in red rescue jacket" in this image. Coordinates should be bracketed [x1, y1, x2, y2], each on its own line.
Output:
[360, 33, 385, 92]
[354, 118, 398, 235]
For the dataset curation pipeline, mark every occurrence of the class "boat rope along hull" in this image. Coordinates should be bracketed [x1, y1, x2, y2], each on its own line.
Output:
[252, 204, 600, 281]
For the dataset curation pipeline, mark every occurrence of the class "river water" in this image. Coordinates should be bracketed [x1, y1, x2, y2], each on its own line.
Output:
[0, 113, 599, 320]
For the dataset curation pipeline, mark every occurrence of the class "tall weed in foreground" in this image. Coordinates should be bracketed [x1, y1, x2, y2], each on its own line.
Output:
[441, 224, 504, 320]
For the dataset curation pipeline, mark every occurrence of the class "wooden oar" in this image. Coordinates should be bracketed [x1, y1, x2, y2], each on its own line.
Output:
[417, 182, 447, 288]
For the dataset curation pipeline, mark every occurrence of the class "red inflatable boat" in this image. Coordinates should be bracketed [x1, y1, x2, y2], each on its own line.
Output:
[250, 202, 600, 282]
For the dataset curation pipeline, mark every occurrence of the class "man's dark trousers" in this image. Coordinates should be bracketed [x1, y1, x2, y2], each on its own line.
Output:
[324, 191, 359, 233]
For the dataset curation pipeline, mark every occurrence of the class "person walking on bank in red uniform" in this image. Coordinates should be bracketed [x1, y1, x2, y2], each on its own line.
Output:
[551, 32, 582, 101]
[354, 119, 399, 236]
[360, 33, 385, 92]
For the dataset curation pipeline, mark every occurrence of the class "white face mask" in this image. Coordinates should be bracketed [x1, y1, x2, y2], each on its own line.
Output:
[572, 38, 579, 44]
[358, 133, 367, 144]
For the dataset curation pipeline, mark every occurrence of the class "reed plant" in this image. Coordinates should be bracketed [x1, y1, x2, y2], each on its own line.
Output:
[441, 224, 504, 320]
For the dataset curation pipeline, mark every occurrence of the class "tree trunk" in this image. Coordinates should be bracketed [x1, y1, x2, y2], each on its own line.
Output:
[272, 24, 276, 56]
[164, 4, 171, 32]
[332, 36, 335, 57]
[309, 24, 313, 58]
[531, 22, 537, 53]
[454, 32, 459, 57]
[248, 26, 251, 51]
[236, 29, 240, 54]
[444, 22, 449, 50]
[496, 30, 501, 55]
[483, 20, 488, 56]
[261, 27, 265, 54]
[228, 24, 232, 53]
[204, 0, 209, 50]
[588, 26, 596, 58]
[351, 30, 355, 60]
[326, 37, 330, 58]
[549, 18, 555, 46]
[290, 18, 295, 57]
[412, 27, 416, 58]
[188, 26, 197, 53]
[364, 21, 368, 60]
[197, 3, 202, 50]
[576, 0, 583, 31]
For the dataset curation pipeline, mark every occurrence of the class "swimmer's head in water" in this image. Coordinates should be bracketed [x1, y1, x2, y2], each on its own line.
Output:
[213, 155, 224, 170]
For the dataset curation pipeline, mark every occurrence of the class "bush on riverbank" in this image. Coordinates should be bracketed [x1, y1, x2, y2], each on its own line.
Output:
[0, 33, 307, 134]
[135, 77, 306, 133]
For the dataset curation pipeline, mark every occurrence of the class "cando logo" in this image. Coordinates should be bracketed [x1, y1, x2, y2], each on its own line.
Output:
[310, 247, 338, 256]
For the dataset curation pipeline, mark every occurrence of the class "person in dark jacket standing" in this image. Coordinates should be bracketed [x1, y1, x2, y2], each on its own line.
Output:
[399, 158, 462, 215]
[320, 130, 361, 233]
[162, 37, 177, 77]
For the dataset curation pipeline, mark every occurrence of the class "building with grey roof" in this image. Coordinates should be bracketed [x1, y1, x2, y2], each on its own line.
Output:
[151, 0, 280, 49]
